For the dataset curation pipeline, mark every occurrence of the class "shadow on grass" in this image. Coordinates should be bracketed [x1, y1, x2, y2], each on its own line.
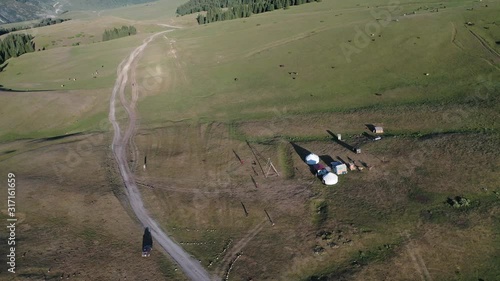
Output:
[30, 132, 84, 143]
[365, 123, 376, 132]
[326, 130, 356, 152]
[362, 132, 375, 140]
[290, 142, 317, 175]
[320, 155, 335, 165]
[2, 150, 16, 155]
[336, 156, 347, 164]
[0, 82, 54, 93]
[0, 63, 8, 72]
[290, 142, 312, 163]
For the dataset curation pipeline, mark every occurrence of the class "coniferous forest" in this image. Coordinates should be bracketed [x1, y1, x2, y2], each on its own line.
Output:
[102, 26, 137, 41]
[176, 0, 322, 24]
[0, 18, 70, 37]
[0, 34, 36, 66]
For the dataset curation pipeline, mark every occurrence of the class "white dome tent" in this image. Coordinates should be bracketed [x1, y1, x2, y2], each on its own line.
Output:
[322, 172, 338, 185]
[305, 153, 320, 165]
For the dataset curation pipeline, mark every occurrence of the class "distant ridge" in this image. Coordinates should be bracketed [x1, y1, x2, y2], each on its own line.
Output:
[0, 0, 158, 24]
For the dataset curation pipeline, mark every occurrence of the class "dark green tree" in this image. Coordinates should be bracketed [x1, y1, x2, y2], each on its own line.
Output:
[0, 33, 36, 65]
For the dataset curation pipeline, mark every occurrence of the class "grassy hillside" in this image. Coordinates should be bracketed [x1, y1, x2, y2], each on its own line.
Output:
[64, 0, 158, 10]
[0, 2, 187, 279]
[0, 0, 186, 142]
[0, 33, 149, 141]
[0, 0, 499, 280]
[128, 1, 500, 279]
[97, 0, 188, 20]
[136, 0, 500, 125]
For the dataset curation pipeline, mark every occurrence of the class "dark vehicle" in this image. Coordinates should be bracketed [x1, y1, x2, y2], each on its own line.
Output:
[142, 227, 153, 257]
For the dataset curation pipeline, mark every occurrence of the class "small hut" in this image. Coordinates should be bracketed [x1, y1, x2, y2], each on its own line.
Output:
[333, 163, 348, 175]
[372, 126, 384, 134]
[348, 162, 356, 171]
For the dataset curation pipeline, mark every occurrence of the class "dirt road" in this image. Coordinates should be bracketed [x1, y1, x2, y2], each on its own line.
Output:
[109, 31, 214, 281]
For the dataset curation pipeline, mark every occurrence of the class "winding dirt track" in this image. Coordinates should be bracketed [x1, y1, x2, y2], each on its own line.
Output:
[108, 31, 213, 281]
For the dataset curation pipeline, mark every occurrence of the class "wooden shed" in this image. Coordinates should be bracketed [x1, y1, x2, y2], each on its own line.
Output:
[333, 163, 348, 175]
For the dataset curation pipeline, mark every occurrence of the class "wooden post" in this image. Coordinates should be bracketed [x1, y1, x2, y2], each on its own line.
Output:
[250, 175, 258, 188]
[232, 149, 244, 164]
[251, 166, 258, 176]
[246, 140, 265, 176]
[264, 209, 275, 226]
[240, 202, 248, 217]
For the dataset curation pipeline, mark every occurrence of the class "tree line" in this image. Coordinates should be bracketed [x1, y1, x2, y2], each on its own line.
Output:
[0, 34, 35, 65]
[102, 26, 137, 41]
[0, 18, 69, 37]
[176, 0, 321, 24]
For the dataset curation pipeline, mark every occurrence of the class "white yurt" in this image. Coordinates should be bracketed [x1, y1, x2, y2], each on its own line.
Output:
[305, 153, 320, 165]
[322, 172, 338, 185]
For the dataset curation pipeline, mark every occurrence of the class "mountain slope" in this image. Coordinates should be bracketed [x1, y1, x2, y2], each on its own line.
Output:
[0, 0, 159, 24]
[59, 0, 160, 11]
[0, 0, 53, 24]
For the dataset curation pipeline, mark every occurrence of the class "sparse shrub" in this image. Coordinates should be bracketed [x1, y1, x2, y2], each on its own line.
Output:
[312, 200, 328, 227]
[447, 196, 470, 208]
[313, 245, 325, 254]
[278, 141, 294, 178]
